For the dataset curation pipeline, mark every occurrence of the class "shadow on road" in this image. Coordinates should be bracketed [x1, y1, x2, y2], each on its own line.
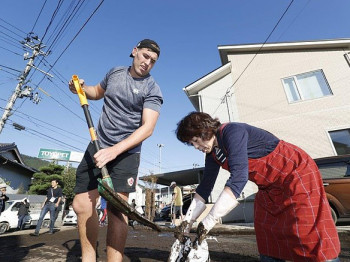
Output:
[63, 239, 82, 261]
[0, 235, 45, 261]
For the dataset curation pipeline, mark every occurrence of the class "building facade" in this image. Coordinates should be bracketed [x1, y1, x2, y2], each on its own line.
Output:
[183, 39, 350, 221]
[0, 143, 37, 193]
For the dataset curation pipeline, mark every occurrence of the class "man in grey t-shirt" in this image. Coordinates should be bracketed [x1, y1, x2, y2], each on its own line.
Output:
[68, 39, 163, 262]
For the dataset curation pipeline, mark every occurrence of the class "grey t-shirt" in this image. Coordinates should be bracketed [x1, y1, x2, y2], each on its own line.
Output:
[97, 66, 163, 153]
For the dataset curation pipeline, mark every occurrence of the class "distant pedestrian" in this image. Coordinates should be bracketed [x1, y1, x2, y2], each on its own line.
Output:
[17, 198, 30, 230]
[30, 179, 62, 236]
[131, 199, 136, 209]
[99, 197, 107, 227]
[170, 181, 183, 228]
[0, 183, 9, 216]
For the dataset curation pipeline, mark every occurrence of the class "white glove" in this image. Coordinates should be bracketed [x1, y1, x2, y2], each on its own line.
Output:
[201, 188, 239, 232]
[183, 194, 206, 233]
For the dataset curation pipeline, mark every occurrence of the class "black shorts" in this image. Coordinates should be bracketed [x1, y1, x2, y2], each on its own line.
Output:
[74, 143, 140, 194]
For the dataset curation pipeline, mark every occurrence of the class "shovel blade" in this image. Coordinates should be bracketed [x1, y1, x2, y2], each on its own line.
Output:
[97, 178, 161, 232]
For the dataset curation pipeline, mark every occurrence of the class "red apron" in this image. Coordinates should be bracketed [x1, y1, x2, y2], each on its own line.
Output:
[220, 140, 340, 261]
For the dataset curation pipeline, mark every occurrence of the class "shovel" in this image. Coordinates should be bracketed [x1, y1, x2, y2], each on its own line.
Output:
[71, 75, 161, 232]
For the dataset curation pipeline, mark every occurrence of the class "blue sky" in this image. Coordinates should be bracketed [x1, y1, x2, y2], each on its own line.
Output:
[0, 0, 349, 176]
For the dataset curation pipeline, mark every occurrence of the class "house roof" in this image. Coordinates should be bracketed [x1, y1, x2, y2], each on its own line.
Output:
[0, 142, 24, 162]
[0, 142, 38, 173]
[218, 38, 350, 64]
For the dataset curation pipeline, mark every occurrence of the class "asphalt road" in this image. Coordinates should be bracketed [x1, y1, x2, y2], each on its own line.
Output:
[0, 223, 349, 262]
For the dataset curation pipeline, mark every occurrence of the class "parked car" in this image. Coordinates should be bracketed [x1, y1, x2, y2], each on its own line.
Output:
[315, 154, 350, 224]
[63, 209, 77, 225]
[159, 193, 195, 221]
[0, 199, 50, 234]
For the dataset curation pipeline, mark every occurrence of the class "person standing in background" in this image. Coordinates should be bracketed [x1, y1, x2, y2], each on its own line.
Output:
[0, 183, 9, 216]
[99, 197, 108, 227]
[30, 179, 62, 236]
[170, 181, 183, 228]
[17, 198, 30, 230]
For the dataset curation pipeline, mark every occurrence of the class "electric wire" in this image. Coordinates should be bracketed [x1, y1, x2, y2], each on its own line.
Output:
[40, 0, 105, 77]
[0, 18, 27, 35]
[14, 113, 88, 145]
[0, 64, 21, 73]
[30, 0, 48, 34]
[45, 0, 88, 53]
[0, 46, 22, 56]
[0, 24, 25, 39]
[41, 0, 65, 42]
[14, 109, 88, 143]
[7, 119, 84, 152]
[212, 0, 295, 116]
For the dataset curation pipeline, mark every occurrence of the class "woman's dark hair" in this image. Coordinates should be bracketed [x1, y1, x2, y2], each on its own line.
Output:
[175, 112, 221, 145]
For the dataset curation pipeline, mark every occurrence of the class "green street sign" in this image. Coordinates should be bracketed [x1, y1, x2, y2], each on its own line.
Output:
[38, 148, 71, 161]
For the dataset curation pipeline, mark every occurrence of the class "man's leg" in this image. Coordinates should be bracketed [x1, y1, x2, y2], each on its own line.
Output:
[73, 189, 100, 262]
[48, 203, 56, 233]
[17, 216, 21, 229]
[34, 204, 49, 234]
[171, 205, 176, 226]
[18, 215, 25, 229]
[106, 192, 129, 262]
[179, 205, 184, 221]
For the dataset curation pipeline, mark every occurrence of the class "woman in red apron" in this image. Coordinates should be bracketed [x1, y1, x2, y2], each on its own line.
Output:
[176, 112, 340, 262]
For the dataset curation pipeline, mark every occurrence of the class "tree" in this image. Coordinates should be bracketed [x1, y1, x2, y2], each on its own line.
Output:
[29, 164, 64, 195]
[62, 167, 76, 207]
[142, 174, 158, 221]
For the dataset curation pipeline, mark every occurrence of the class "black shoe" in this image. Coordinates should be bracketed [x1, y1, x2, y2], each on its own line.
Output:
[30, 232, 39, 236]
[49, 231, 54, 234]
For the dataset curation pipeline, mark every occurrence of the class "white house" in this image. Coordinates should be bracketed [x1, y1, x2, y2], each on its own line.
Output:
[182, 38, 350, 222]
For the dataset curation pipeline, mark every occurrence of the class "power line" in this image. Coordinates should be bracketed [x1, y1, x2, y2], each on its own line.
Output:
[0, 18, 27, 35]
[212, 0, 295, 116]
[0, 64, 21, 72]
[30, 0, 48, 33]
[7, 119, 84, 152]
[0, 46, 22, 56]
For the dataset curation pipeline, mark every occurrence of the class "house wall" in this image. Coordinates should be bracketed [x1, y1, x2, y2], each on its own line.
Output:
[225, 48, 350, 158]
[199, 72, 234, 123]
[194, 46, 350, 223]
[0, 165, 32, 193]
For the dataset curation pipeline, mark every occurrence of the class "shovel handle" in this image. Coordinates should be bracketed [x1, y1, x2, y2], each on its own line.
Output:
[72, 74, 110, 179]
[72, 75, 88, 106]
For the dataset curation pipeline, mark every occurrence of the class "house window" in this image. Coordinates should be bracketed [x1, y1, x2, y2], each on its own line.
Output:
[282, 70, 332, 103]
[329, 129, 350, 155]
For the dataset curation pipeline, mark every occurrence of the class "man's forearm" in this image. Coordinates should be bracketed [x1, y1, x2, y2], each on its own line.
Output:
[82, 85, 99, 100]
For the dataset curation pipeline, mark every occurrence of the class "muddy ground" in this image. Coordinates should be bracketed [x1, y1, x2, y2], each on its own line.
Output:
[0, 224, 349, 262]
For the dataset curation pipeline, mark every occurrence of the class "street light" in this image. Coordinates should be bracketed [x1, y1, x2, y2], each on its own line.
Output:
[157, 144, 164, 174]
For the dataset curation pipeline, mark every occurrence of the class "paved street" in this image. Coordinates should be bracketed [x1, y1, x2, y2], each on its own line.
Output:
[0, 223, 349, 262]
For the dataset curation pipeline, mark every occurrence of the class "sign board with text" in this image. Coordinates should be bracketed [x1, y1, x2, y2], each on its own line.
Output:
[38, 149, 84, 162]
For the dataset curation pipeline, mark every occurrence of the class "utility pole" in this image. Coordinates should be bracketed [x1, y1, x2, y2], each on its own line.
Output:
[0, 34, 50, 134]
[157, 144, 164, 174]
